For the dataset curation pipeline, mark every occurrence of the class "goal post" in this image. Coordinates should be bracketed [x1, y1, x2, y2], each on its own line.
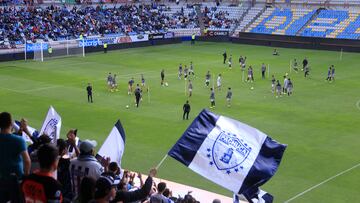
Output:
[33, 39, 85, 61]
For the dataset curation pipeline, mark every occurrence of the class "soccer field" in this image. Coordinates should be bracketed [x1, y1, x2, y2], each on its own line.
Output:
[0, 42, 359, 202]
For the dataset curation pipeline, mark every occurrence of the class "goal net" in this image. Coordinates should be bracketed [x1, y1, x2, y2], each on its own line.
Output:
[33, 39, 85, 61]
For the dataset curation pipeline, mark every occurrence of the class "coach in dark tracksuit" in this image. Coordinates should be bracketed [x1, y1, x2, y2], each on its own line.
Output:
[86, 83, 93, 103]
[183, 100, 191, 120]
[135, 84, 141, 107]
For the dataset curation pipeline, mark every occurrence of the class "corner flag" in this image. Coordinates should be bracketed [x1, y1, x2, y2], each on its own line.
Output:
[168, 109, 286, 201]
[39, 106, 62, 143]
[97, 120, 126, 166]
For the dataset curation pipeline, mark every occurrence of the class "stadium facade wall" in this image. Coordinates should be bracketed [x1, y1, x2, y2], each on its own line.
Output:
[232, 32, 360, 52]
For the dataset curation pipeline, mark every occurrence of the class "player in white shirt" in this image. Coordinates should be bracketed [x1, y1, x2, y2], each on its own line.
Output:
[216, 74, 222, 91]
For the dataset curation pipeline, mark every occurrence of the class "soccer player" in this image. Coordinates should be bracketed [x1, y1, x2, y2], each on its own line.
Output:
[271, 75, 276, 93]
[226, 87, 232, 107]
[21, 144, 63, 202]
[112, 74, 118, 91]
[242, 56, 247, 71]
[188, 80, 193, 97]
[48, 46, 53, 58]
[287, 78, 293, 96]
[261, 63, 266, 79]
[304, 65, 310, 78]
[247, 66, 254, 82]
[273, 48, 279, 56]
[178, 63, 183, 80]
[134, 84, 142, 107]
[283, 75, 288, 94]
[239, 55, 243, 67]
[210, 88, 215, 108]
[183, 100, 191, 120]
[223, 51, 227, 64]
[275, 80, 282, 98]
[86, 83, 93, 103]
[161, 69, 165, 86]
[331, 65, 335, 81]
[128, 78, 134, 95]
[184, 65, 189, 80]
[189, 61, 195, 76]
[326, 66, 332, 81]
[302, 57, 308, 71]
[205, 71, 211, 87]
[141, 74, 146, 87]
[216, 74, 222, 90]
[191, 33, 195, 45]
[293, 59, 299, 72]
[107, 73, 113, 91]
[228, 55, 232, 69]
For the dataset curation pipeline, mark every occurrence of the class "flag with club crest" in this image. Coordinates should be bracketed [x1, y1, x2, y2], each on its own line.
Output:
[168, 109, 286, 202]
[39, 106, 62, 144]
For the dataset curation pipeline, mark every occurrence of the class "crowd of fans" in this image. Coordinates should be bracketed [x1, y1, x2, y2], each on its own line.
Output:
[203, 6, 237, 30]
[0, 111, 227, 203]
[0, 3, 237, 44]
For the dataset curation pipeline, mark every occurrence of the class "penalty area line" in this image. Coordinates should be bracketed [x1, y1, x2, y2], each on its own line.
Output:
[284, 162, 360, 203]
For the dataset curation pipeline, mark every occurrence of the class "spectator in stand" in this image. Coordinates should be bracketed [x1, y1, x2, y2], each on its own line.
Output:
[66, 129, 80, 158]
[57, 138, 74, 202]
[150, 182, 168, 203]
[0, 112, 31, 202]
[70, 139, 109, 197]
[74, 176, 96, 203]
[90, 176, 117, 203]
[111, 168, 157, 203]
[21, 144, 63, 202]
[29, 134, 52, 173]
[163, 188, 175, 203]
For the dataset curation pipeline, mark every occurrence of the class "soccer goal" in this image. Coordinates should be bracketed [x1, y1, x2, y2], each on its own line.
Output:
[33, 39, 85, 62]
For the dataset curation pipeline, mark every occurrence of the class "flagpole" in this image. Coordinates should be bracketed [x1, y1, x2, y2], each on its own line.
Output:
[156, 154, 168, 170]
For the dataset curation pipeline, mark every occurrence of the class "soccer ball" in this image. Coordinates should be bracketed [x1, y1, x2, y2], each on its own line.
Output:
[126, 105, 129, 109]
[250, 87, 254, 90]
[165, 82, 169, 86]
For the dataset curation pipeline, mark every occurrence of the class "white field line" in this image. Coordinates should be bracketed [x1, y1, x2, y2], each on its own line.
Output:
[284, 162, 360, 203]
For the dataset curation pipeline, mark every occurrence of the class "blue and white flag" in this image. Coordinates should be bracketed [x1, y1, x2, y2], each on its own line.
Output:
[13, 120, 39, 144]
[234, 188, 274, 203]
[168, 109, 286, 199]
[97, 120, 126, 166]
[39, 106, 62, 144]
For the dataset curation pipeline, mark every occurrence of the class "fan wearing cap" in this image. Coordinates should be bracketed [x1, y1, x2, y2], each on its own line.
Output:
[70, 139, 108, 198]
[89, 176, 117, 203]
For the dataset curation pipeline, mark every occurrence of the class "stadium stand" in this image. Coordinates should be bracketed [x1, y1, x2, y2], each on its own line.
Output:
[248, 7, 316, 36]
[233, 5, 265, 35]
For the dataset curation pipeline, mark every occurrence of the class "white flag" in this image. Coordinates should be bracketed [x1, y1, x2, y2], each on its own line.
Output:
[97, 120, 126, 166]
[39, 106, 62, 144]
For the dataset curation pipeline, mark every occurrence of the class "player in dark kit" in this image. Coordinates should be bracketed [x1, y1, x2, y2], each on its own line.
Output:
[161, 69, 165, 86]
[128, 78, 134, 95]
[261, 63, 266, 79]
[205, 71, 211, 87]
[304, 65, 310, 78]
[326, 66, 332, 81]
[87, 83, 93, 103]
[223, 51, 227, 64]
[134, 84, 142, 107]
[210, 88, 215, 108]
[302, 57, 308, 71]
[183, 100, 191, 120]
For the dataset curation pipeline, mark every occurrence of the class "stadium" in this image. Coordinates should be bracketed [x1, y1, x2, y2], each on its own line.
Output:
[0, 0, 359, 202]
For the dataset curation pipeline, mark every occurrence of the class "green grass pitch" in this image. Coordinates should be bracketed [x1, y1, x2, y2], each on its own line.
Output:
[0, 42, 359, 202]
